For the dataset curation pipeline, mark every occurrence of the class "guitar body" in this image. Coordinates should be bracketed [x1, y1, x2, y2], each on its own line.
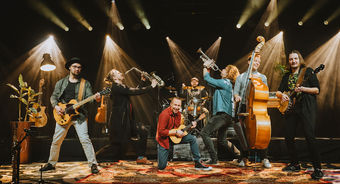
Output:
[95, 105, 107, 123]
[95, 96, 107, 123]
[53, 99, 79, 126]
[29, 103, 48, 127]
[169, 124, 189, 144]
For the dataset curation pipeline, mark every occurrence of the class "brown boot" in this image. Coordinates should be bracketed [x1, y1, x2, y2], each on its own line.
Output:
[136, 157, 153, 165]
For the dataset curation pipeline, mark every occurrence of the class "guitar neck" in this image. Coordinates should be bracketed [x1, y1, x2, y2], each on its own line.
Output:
[73, 95, 96, 109]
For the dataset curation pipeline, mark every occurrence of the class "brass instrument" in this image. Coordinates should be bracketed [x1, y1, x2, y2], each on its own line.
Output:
[125, 67, 165, 87]
[197, 48, 221, 72]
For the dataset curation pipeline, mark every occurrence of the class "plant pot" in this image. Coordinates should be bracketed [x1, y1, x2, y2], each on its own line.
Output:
[10, 121, 34, 164]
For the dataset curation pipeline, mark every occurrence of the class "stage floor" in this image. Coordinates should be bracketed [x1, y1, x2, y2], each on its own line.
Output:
[1, 160, 340, 183]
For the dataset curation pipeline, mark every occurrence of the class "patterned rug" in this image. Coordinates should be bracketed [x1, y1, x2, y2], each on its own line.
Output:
[1, 161, 339, 183]
[77, 161, 336, 183]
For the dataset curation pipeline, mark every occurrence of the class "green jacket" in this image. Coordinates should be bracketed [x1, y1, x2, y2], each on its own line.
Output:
[50, 75, 94, 122]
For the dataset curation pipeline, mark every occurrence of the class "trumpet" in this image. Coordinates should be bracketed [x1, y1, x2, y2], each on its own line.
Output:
[125, 67, 165, 87]
[197, 48, 221, 72]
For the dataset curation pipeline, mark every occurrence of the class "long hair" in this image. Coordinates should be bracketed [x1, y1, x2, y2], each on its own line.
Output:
[287, 50, 306, 70]
[104, 69, 114, 86]
[225, 65, 240, 84]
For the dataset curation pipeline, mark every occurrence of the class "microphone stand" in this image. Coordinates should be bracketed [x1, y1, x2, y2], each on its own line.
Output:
[11, 129, 32, 184]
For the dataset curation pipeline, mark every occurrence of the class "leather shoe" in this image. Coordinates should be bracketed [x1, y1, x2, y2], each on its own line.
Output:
[136, 157, 153, 165]
[91, 164, 99, 174]
[39, 163, 55, 171]
[311, 168, 323, 180]
[282, 163, 301, 172]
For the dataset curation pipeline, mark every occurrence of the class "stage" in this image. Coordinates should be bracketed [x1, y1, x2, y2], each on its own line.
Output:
[1, 160, 340, 183]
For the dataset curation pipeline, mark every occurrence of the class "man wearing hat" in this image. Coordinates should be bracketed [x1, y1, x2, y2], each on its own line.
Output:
[181, 77, 209, 130]
[39, 57, 101, 174]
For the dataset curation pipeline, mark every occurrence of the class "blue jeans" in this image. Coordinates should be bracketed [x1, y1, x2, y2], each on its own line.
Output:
[157, 134, 201, 170]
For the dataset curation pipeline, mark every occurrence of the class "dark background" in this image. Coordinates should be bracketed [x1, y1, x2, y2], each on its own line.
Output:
[0, 0, 339, 163]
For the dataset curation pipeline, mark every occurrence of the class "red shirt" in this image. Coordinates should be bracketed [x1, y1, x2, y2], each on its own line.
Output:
[156, 107, 181, 149]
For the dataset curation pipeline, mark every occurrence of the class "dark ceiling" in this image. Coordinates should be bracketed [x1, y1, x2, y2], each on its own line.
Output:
[0, 0, 339, 81]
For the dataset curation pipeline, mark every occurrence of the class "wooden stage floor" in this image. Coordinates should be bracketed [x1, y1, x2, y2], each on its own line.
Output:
[1, 160, 340, 183]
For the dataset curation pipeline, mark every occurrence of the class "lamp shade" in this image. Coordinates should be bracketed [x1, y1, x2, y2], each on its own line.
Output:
[40, 53, 56, 71]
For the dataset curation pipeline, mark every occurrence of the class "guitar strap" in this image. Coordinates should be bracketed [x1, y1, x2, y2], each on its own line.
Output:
[78, 78, 86, 101]
[296, 68, 307, 87]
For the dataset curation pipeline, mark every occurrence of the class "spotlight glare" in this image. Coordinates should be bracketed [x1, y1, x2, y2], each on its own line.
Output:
[323, 20, 329, 25]
[298, 21, 303, 26]
[236, 24, 241, 29]
[40, 64, 56, 71]
[264, 22, 269, 27]
[65, 27, 69, 31]
[49, 35, 54, 40]
[146, 25, 151, 30]
[166, 36, 169, 40]
[88, 26, 93, 31]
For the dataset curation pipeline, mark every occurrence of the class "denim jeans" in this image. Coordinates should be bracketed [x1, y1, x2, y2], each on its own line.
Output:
[48, 119, 97, 167]
[201, 112, 239, 160]
[157, 134, 201, 170]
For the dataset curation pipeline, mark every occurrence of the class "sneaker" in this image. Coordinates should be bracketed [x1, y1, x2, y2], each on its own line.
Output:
[311, 168, 323, 180]
[136, 157, 153, 165]
[195, 161, 212, 171]
[91, 164, 99, 174]
[39, 163, 55, 172]
[282, 163, 301, 172]
[238, 158, 250, 167]
[262, 158, 272, 168]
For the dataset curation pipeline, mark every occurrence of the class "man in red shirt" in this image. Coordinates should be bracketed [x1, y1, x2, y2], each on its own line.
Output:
[156, 97, 211, 170]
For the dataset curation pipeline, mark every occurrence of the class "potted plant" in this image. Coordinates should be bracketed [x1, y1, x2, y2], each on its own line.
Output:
[6, 74, 41, 164]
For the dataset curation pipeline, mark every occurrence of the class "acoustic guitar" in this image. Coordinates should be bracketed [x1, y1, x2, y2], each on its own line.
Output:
[53, 88, 111, 125]
[278, 64, 325, 114]
[29, 79, 48, 127]
[169, 114, 203, 144]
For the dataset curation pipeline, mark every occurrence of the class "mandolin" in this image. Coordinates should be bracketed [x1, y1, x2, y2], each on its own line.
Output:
[53, 88, 111, 125]
[29, 79, 48, 127]
[95, 95, 107, 123]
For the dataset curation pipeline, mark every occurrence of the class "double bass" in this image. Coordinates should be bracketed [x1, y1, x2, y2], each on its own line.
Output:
[238, 36, 271, 150]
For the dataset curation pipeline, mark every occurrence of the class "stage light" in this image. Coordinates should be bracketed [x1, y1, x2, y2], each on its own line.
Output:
[127, 0, 150, 30]
[61, 0, 93, 31]
[236, 24, 241, 29]
[166, 36, 169, 40]
[298, 21, 303, 26]
[264, 22, 270, 27]
[237, 0, 267, 28]
[27, 0, 69, 31]
[300, 0, 327, 25]
[323, 20, 329, 25]
[64, 27, 69, 31]
[40, 53, 56, 71]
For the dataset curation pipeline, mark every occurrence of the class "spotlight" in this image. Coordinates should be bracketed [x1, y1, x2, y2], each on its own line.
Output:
[49, 35, 54, 40]
[40, 53, 56, 71]
[298, 21, 303, 26]
[88, 26, 93, 31]
[236, 24, 241, 29]
[323, 20, 329, 25]
[166, 36, 169, 40]
[264, 22, 269, 27]
[65, 27, 70, 31]
[146, 25, 151, 30]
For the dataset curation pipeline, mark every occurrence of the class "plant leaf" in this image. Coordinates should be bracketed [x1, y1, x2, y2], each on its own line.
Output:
[20, 98, 28, 106]
[6, 84, 20, 94]
[9, 94, 19, 99]
[18, 74, 25, 87]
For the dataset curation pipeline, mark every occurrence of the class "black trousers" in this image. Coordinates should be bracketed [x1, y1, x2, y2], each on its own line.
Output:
[284, 112, 321, 169]
[96, 123, 149, 160]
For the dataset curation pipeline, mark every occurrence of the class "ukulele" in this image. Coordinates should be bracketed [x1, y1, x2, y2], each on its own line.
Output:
[53, 88, 111, 125]
[29, 79, 48, 127]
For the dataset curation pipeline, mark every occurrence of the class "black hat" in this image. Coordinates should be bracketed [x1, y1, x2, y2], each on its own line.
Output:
[65, 57, 83, 70]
